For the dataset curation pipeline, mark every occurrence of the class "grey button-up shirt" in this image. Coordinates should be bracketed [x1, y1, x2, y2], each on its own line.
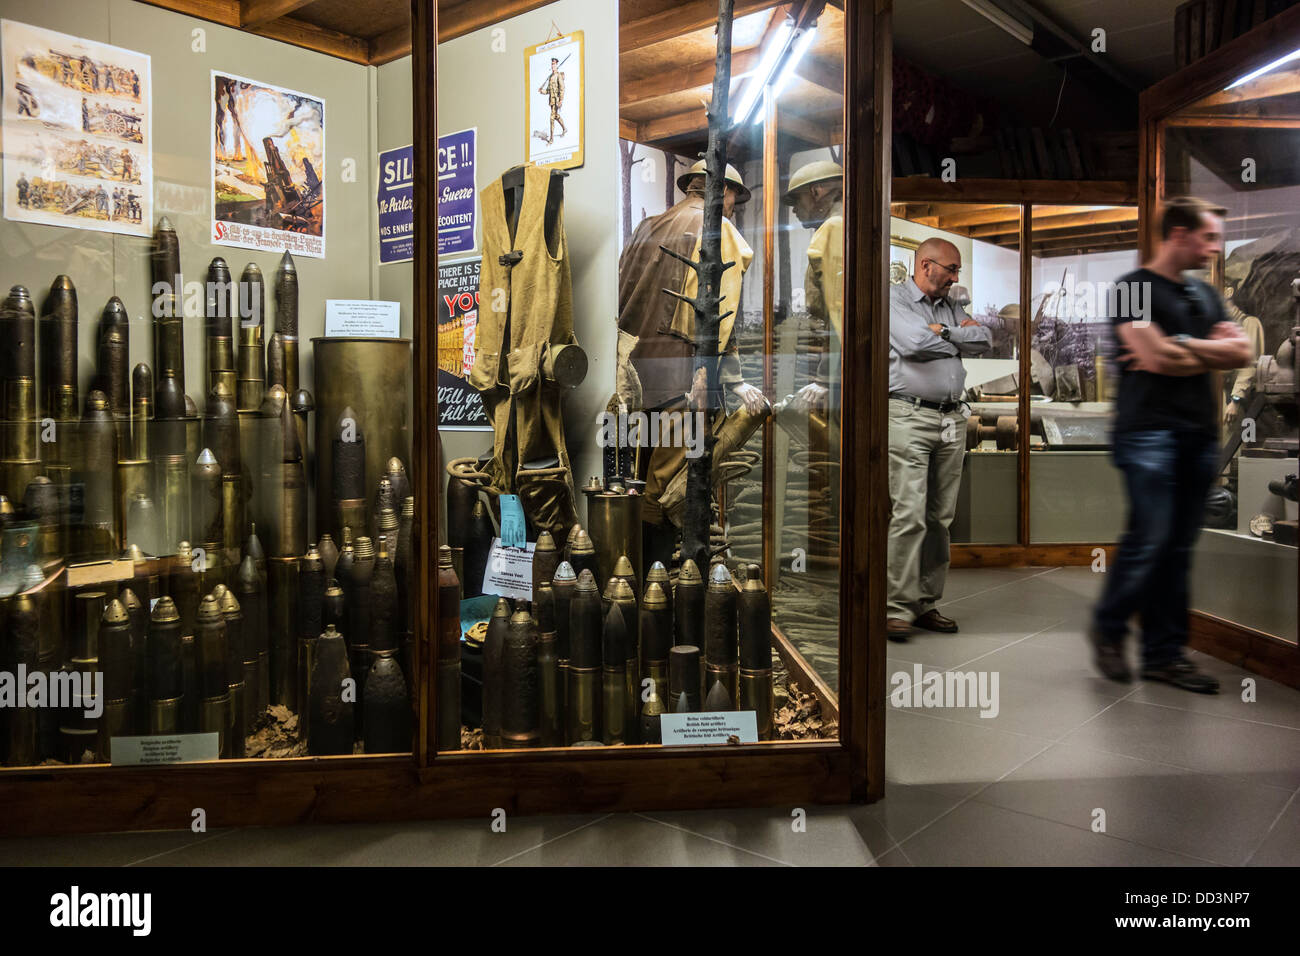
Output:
[889, 278, 992, 402]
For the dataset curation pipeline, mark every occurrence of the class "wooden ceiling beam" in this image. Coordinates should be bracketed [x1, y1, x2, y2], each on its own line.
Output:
[620, 117, 639, 141]
[892, 178, 1138, 205]
[970, 207, 1137, 238]
[622, 49, 760, 108]
[1188, 69, 1300, 109]
[621, 0, 780, 53]
[636, 106, 709, 144]
[136, 0, 240, 27]
[370, 23, 412, 65]
[252, 15, 370, 64]
[438, 0, 562, 43]
[240, 0, 313, 29]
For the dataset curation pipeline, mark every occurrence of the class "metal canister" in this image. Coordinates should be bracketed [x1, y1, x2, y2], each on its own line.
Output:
[462, 500, 493, 599]
[218, 587, 246, 757]
[669, 645, 702, 713]
[312, 337, 412, 547]
[267, 556, 300, 710]
[481, 597, 510, 749]
[24, 476, 60, 562]
[195, 594, 230, 756]
[148, 596, 183, 734]
[585, 486, 643, 595]
[738, 564, 773, 738]
[534, 581, 560, 747]
[601, 601, 628, 746]
[308, 624, 353, 755]
[704, 563, 738, 708]
[436, 545, 462, 752]
[501, 608, 540, 749]
[363, 650, 410, 753]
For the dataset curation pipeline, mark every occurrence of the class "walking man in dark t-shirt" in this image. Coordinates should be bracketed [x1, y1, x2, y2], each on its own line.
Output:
[1091, 197, 1252, 693]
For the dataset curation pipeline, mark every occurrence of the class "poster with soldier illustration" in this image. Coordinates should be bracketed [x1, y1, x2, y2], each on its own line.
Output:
[1, 20, 152, 237]
[212, 72, 325, 259]
[525, 31, 583, 171]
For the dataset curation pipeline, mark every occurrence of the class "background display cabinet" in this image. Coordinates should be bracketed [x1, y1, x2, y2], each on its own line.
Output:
[0, 0, 891, 834]
[1140, 4, 1300, 685]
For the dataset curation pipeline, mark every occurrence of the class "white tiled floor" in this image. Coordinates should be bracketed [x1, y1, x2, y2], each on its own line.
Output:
[3, 566, 1297, 866]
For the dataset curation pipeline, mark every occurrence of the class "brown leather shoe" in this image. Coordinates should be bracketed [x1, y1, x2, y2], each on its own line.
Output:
[914, 610, 958, 633]
[887, 618, 912, 642]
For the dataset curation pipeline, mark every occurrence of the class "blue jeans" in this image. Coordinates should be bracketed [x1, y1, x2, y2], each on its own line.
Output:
[1093, 429, 1219, 667]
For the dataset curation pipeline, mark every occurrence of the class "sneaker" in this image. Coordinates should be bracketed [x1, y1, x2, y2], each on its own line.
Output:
[1087, 629, 1131, 682]
[1141, 657, 1220, 694]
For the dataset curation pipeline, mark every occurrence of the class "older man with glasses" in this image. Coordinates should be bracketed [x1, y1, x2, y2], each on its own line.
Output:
[886, 237, 992, 641]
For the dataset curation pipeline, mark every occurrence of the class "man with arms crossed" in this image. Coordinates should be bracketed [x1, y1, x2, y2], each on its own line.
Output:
[1091, 197, 1252, 693]
[887, 238, 992, 641]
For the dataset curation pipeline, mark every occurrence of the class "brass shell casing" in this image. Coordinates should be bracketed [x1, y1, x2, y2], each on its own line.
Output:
[267, 556, 300, 710]
[4, 593, 40, 765]
[566, 665, 600, 745]
[2, 380, 38, 462]
[1, 458, 42, 513]
[199, 695, 229, 757]
[116, 459, 152, 551]
[39, 276, 78, 423]
[704, 563, 738, 675]
[739, 668, 774, 739]
[585, 490, 643, 594]
[601, 663, 626, 746]
[501, 610, 540, 749]
[481, 597, 510, 749]
[668, 644, 702, 713]
[675, 559, 704, 648]
[156, 454, 191, 552]
[98, 698, 131, 762]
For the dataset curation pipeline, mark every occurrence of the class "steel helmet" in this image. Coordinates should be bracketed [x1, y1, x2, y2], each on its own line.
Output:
[676, 159, 751, 204]
[782, 159, 842, 204]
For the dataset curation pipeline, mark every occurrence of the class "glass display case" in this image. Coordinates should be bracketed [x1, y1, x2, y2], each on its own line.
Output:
[1142, 12, 1300, 651]
[0, 0, 890, 834]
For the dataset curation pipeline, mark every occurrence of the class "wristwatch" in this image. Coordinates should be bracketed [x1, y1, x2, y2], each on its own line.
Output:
[939, 326, 952, 342]
[1173, 333, 1193, 345]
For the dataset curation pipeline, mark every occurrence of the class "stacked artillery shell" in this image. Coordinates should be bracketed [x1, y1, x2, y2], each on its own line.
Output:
[205, 257, 237, 400]
[40, 275, 78, 425]
[376, 506, 398, 565]
[567, 569, 602, 743]
[332, 407, 366, 541]
[704, 563, 738, 709]
[319, 532, 339, 581]
[396, 498, 414, 685]
[97, 297, 130, 442]
[195, 594, 230, 756]
[445, 471, 477, 549]
[641, 582, 672, 708]
[640, 683, 664, 744]
[119, 587, 148, 735]
[675, 559, 704, 648]
[322, 577, 345, 631]
[267, 332, 285, 390]
[60, 591, 105, 762]
[738, 564, 773, 738]
[552, 561, 576, 723]
[532, 531, 558, 599]
[563, 523, 581, 565]
[97, 598, 133, 759]
[385, 459, 410, 513]
[606, 575, 639, 744]
[267, 554, 299, 711]
[436, 545, 462, 751]
[501, 607, 540, 748]
[704, 677, 733, 711]
[218, 587, 246, 757]
[345, 536, 375, 736]
[120, 364, 155, 554]
[1, 286, 40, 508]
[150, 218, 185, 388]
[646, 561, 672, 634]
[669, 645, 702, 713]
[585, 485, 643, 594]
[236, 552, 268, 721]
[298, 545, 325, 740]
[601, 600, 629, 746]
[153, 368, 190, 553]
[236, 263, 266, 414]
[290, 387, 312, 479]
[308, 624, 354, 755]
[364, 650, 410, 753]
[170, 543, 201, 732]
[184, 394, 201, 474]
[203, 382, 241, 553]
[190, 449, 223, 582]
[372, 476, 395, 545]
[462, 500, 493, 599]
[481, 597, 510, 749]
[535, 581, 561, 747]
[2, 593, 40, 765]
[568, 528, 597, 582]
[274, 387, 306, 558]
[80, 390, 118, 558]
[275, 251, 300, 395]
[148, 596, 183, 733]
[370, 536, 398, 657]
[250, 385, 285, 552]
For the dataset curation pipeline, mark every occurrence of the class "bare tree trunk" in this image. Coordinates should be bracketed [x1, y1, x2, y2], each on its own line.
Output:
[663, 148, 678, 211]
[619, 139, 636, 243]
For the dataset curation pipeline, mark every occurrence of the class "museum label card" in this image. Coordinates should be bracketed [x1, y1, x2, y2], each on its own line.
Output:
[324, 299, 400, 337]
[111, 733, 220, 766]
[659, 711, 759, 746]
[481, 537, 536, 601]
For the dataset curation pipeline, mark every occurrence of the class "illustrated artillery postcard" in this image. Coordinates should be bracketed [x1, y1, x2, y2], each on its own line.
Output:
[211, 71, 325, 258]
[525, 30, 584, 171]
[1, 19, 152, 237]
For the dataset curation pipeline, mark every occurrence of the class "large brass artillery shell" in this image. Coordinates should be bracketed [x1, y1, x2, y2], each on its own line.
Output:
[98, 297, 130, 427]
[218, 587, 246, 757]
[605, 576, 639, 744]
[150, 218, 185, 383]
[39, 275, 78, 423]
[22, 478, 59, 562]
[81, 391, 118, 558]
[190, 448, 223, 553]
[267, 556, 299, 710]
[645, 561, 672, 636]
[585, 488, 643, 594]
[297, 545, 324, 738]
[601, 601, 628, 746]
[236, 553, 267, 721]
[641, 581, 671, 706]
[437, 545, 462, 752]
[308, 624, 354, 755]
[669, 645, 702, 713]
[372, 476, 395, 544]
[552, 560, 576, 661]
[364, 650, 410, 753]
[148, 596, 183, 734]
[704, 563, 738, 706]
[343, 537, 373, 734]
[568, 528, 597, 583]
[501, 608, 540, 748]
[675, 559, 704, 648]
[738, 564, 771, 671]
[462, 500, 493, 599]
[1, 285, 36, 424]
[481, 597, 510, 749]
[130, 363, 152, 462]
[275, 251, 299, 389]
[236, 263, 265, 414]
[532, 531, 558, 599]
[196, 594, 230, 756]
[386, 458, 410, 513]
[98, 598, 134, 758]
[567, 569, 602, 743]
[3, 593, 40, 765]
[118, 587, 148, 734]
[331, 406, 367, 541]
[535, 581, 560, 747]
[370, 537, 398, 653]
[205, 257, 236, 399]
[273, 395, 306, 559]
[312, 337, 412, 546]
[395, 498, 413, 658]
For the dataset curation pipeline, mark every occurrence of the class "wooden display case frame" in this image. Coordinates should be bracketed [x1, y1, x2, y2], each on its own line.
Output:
[0, 0, 891, 836]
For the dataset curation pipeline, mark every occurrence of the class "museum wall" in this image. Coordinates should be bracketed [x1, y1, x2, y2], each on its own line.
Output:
[435, 0, 620, 525]
[1, 0, 378, 540]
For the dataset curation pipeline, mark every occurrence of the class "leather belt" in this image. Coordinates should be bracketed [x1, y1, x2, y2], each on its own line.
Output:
[890, 392, 962, 413]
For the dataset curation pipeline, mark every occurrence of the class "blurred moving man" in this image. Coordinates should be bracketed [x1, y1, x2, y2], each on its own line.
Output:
[1091, 197, 1252, 693]
[887, 238, 991, 641]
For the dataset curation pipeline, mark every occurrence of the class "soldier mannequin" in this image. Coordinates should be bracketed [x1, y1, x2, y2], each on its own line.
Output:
[783, 160, 843, 414]
[538, 57, 567, 145]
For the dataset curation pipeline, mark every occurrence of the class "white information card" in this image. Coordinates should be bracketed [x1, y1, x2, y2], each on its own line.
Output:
[324, 299, 402, 337]
[659, 711, 759, 746]
[111, 733, 220, 766]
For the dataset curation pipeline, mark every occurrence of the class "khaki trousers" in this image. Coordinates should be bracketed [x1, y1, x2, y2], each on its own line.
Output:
[887, 398, 965, 622]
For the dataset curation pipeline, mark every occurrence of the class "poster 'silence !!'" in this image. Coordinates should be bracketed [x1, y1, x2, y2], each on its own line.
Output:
[212, 71, 325, 258]
[2, 19, 152, 237]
